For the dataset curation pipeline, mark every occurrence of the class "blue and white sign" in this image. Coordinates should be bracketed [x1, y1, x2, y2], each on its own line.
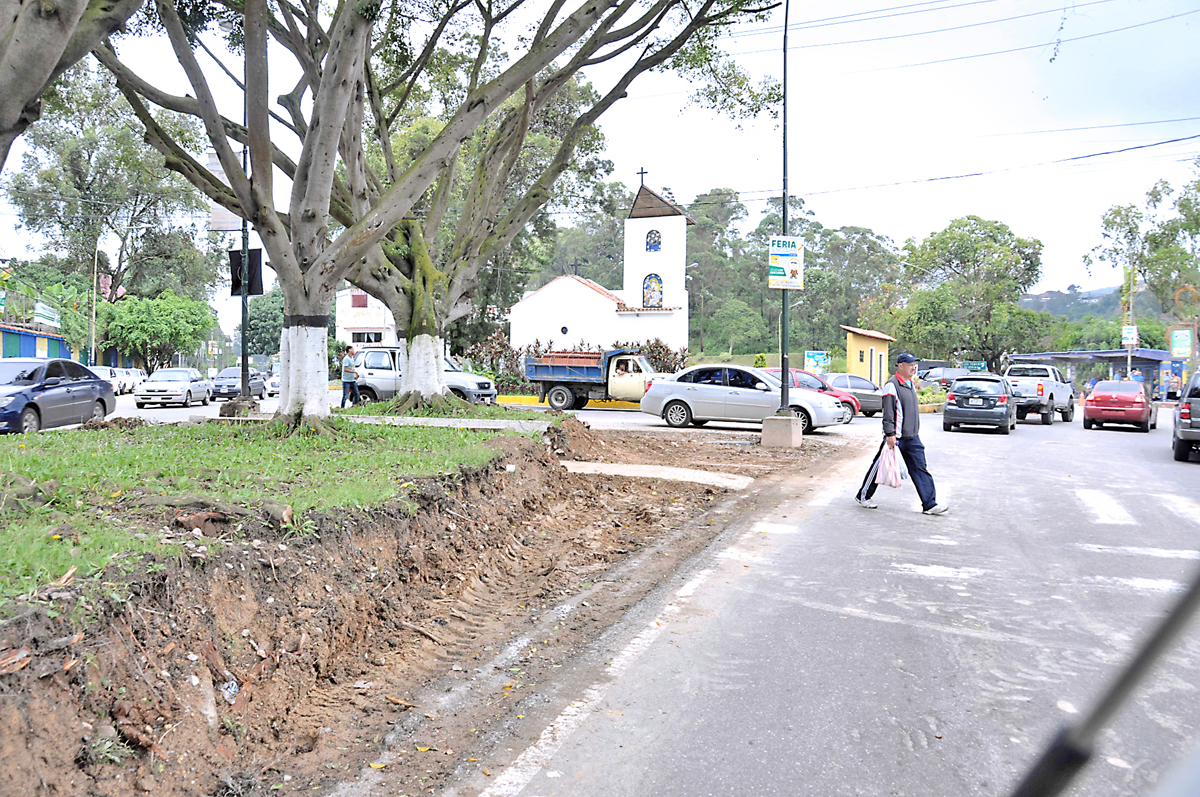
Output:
[804, 350, 830, 373]
[768, 236, 804, 290]
[1121, 325, 1139, 347]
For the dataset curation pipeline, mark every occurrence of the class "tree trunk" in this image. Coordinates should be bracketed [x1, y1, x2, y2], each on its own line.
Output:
[277, 286, 334, 421]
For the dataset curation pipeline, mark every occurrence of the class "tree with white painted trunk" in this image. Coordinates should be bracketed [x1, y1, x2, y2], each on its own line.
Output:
[95, 0, 777, 424]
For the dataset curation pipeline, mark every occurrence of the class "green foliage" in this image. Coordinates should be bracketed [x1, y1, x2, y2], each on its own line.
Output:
[710, 299, 768, 355]
[917, 386, 947, 404]
[106, 291, 217, 372]
[753, 353, 766, 368]
[0, 422, 503, 601]
[243, 285, 285, 356]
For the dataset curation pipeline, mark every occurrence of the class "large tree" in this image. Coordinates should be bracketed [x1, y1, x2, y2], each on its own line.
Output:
[3, 62, 220, 303]
[0, 0, 144, 172]
[902, 216, 1043, 372]
[106, 290, 216, 371]
[96, 0, 777, 425]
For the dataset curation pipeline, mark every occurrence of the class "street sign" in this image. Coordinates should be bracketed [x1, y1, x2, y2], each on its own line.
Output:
[804, 350, 830, 373]
[1170, 327, 1194, 359]
[768, 236, 804, 290]
[962, 360, 986, 371]
[1121, 325, 1139, 347]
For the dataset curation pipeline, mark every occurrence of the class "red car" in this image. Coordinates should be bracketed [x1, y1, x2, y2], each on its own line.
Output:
[763, 368, 860, 421]
[1083, 380, 1158, 432]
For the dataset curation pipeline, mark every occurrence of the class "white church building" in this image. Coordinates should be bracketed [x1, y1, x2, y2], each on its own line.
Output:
[508, 185, 693, 351]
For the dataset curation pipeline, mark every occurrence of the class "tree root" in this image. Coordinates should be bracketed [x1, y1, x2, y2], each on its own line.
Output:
[271, 410, 341, 438]
[383, 390, 471, 415]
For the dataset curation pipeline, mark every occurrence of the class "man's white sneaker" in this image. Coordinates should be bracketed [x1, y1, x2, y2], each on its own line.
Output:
[856, 496, 878, 509]
[923, 503, 950, 515]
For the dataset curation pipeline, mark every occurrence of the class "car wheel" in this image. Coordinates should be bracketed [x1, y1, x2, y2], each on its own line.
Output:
[1082, 418, 1092, 429]
[862, 411, 877, 418]
[840, 402, 855, 424]
[19, 407, 40, 434]
[1061, 402, 1074, 422]
[201, 392, 210, 406]
[792, 408, 812, 434]
[663, 401, 692, 428]
[998, 419, 1010, 435]
[1138, 419, 1151, 433]
[358, 387, 378, 403]
[1041, 403, 1054, 425]
[450, 389, 468, 402]
[943, 421, 954, 432]
[183, 391, 192, 407]
[1016, 410, 1027, 421]
[136, 402, 146, 409]
[691, 419, 708, 427]
[257, 386, 265, 399]
[547, 385, 574, 411]
[90, 400, 105, 423]
[1174, 435, 1192, 462]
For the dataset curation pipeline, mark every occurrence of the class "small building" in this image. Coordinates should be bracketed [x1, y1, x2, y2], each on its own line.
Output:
[0, 322, 75, 360]
[335, 288, 398, 346]
[841, 325, 896, 387]
[508, 185, 692, 351]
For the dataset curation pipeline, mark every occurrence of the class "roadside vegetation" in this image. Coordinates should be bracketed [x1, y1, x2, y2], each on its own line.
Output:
[334, 400, 550, 421]
[0, 422, 509, 603]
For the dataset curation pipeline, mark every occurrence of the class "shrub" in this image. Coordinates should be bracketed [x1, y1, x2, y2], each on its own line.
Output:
[754, 353, 766, 368]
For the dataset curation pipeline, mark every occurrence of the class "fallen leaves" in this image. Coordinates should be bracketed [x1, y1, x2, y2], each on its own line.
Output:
[0, 647, 31, 674]
[384, 696, 416, 708]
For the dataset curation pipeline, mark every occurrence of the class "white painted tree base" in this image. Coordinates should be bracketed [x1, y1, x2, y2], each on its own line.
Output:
[400, 334, 448, 399]
[279, 326, 332, 418]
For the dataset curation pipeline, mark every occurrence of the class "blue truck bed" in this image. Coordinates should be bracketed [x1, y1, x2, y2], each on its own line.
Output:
[524, 349, 635, 384]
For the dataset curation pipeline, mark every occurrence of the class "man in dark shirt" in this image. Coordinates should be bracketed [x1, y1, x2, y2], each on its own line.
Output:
[855, 352, 949, 515]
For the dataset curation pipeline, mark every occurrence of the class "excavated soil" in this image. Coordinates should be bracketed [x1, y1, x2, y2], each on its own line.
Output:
[0, 418, 852, 797]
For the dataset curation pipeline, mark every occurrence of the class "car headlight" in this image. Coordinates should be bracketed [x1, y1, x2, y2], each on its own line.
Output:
[0, 397, 14, 408]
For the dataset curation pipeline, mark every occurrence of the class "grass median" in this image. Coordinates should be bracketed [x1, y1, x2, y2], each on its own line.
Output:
[0, 420, 511, 602]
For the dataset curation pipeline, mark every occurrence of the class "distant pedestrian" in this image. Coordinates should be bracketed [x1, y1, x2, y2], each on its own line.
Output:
[341, 345, 360, 407]
[1169, 373, 1182, 401]
[856, 352, 949, 515]
[1086, 376, 1099, 396]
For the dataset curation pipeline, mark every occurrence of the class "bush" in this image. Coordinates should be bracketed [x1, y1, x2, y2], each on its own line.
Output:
[609, 338, 689, 373]
[917, 386, 947, 404]
[753, 353, 766, 368]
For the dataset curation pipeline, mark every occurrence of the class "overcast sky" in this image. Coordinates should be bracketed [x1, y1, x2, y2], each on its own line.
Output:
[593, 0, 1200, 295]
[3, 0, 1198, 334]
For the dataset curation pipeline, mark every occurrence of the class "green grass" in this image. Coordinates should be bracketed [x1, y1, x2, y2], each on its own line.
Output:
[0, 421, 507, 600]
[333, 401, 553, 422]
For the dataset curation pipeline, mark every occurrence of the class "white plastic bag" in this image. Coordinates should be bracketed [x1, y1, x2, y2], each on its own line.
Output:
[876, 445, 904, 489]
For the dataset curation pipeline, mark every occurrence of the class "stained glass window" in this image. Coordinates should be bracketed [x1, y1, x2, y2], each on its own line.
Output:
[643, 274, 663, 308]
[646, 230, 661, 252]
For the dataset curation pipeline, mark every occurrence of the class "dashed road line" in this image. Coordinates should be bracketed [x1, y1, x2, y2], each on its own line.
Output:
[1073, 489, 1136, 525]
[1075, 543, 1200, 560]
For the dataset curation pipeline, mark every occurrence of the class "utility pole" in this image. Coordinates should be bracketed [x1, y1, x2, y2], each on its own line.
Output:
[777, 0, 791, 414]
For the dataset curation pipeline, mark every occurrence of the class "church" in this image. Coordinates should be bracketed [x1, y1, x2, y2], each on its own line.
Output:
[508, 185, 693, 352]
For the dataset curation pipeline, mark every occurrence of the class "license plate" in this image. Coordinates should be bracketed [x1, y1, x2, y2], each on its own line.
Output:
[969, 398, 983, 406]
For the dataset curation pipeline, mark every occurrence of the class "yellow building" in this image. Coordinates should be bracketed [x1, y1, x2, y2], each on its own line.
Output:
[840, 325, 896, 387]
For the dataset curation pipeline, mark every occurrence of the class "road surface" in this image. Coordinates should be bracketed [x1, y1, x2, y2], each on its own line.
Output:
[442, 413, 1200, 797]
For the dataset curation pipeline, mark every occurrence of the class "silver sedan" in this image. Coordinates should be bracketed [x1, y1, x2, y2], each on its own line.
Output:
[640, 364, 847, 433]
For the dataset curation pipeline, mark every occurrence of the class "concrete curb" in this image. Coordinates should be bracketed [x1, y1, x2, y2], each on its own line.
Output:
[498, 395, 642, 410]
[561, 461, 755, 490]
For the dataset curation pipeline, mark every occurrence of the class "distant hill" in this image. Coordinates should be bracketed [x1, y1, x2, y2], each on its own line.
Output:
[1020, 285, 1165, 321]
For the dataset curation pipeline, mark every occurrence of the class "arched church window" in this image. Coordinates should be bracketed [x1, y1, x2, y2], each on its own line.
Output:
[643, 274, 663, 308]
[646, 230, 661, 252]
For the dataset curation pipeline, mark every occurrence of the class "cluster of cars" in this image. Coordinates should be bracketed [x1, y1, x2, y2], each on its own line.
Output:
[87, 365, 147, 395]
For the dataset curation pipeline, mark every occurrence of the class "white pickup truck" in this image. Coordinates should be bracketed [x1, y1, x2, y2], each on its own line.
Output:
[1003, 364, 1075, 424]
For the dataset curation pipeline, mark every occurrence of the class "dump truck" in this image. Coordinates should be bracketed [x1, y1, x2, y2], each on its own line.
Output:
[524, 349, 654, 410]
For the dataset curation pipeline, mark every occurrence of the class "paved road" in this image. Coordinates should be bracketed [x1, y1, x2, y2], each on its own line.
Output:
[449, 414, 1200, 797]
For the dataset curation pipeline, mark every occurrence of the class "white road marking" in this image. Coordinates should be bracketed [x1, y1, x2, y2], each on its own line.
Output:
[1057, 700, 1078, 714]
[477, 569, 714, 797]
[1106, 757, 1133, 769]
[1073, 489, 1135, 525]
[918, 536, 959, 546]
[1076, 543, 1200, 560]
[1158, 494, 1200, 525]
[891, 563, 986, 580]
[1087, 576, 1186, 593]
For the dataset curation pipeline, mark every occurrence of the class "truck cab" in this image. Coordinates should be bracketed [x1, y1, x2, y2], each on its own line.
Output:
[607, 354, 652, 402]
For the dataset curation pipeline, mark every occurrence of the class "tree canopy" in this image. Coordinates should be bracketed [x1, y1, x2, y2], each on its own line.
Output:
[106, 290, 216, 372]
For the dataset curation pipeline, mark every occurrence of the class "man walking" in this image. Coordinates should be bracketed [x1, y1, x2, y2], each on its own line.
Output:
[341, 345, 360, 408]
[856, 352, 949, 515]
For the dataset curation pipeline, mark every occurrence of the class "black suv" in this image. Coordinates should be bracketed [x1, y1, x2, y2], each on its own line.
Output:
[1172, 372, 1200, 462]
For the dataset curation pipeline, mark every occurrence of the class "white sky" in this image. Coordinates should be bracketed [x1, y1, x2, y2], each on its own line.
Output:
[4, 0, 1199, 334]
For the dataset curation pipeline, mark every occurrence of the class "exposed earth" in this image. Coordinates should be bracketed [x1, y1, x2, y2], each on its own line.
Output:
[0, 418, 865, 797]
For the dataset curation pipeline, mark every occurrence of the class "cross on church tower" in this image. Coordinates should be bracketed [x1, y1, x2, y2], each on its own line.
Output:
[637, 167, 648, 186]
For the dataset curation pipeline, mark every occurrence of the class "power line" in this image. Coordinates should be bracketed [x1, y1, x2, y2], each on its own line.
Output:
[983, 116, 1200, 137]
[723, 0, 1005, 39]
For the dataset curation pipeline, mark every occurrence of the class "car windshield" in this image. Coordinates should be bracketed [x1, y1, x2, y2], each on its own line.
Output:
[271, 363, 281, 376]
[147, 369, 190, 382]
[217, 368, 242, 378]
[1095, 381, 1142, 393]
[0, 362, 42, 385]
[443, 356, 462, 372]
[953, 379, 1003, 395]
[1007, 367, 1049, 377]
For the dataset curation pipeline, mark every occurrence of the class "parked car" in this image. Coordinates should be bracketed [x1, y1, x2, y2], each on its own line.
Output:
[943, 374, 1017, 434]
[639, 364, 845, 432]
[1083, 380, 1157, 432]
[822, 372, 884, 417]
[0, 358, 115, 433]
[211, 366, 266, 400]
[762, 367, 859, 422]
[919, 367, 971, 391]
[355, 346, 498, 404]
[267, 362, 281, 398]
[87, 365, 122, 395]
[1172, 371, 1200, 461]
[135, 368, 212, 408]
[120, 368, 145, 393]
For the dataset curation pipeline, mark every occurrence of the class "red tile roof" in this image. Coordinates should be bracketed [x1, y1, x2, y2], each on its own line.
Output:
[839, 324, 897, 342]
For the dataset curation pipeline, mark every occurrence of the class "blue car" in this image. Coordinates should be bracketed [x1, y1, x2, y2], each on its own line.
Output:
[0, 358, 116, 434]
